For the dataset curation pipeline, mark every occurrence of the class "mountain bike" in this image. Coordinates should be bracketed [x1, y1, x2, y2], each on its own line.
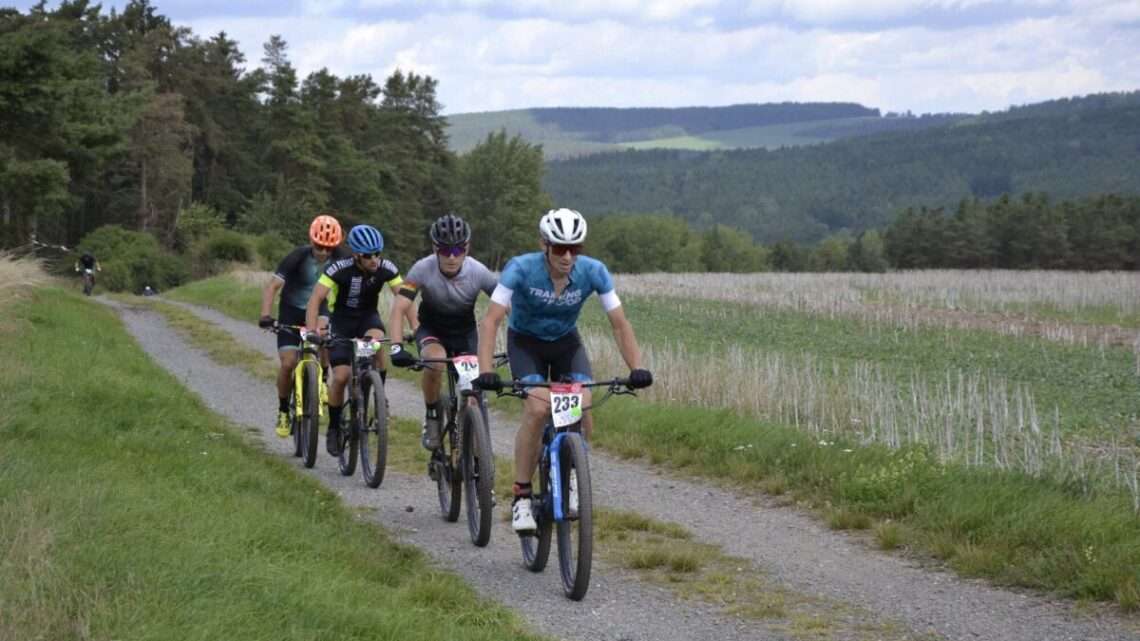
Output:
[494, 377, 638, 600]
[407, 351, 507, 547]
[271, 323, 323, 467]
[77, 268, 95, 296]
[325, 335, 389, 488]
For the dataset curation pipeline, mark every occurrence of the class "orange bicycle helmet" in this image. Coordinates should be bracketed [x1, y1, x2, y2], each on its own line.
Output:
[309, 214, 343, 248]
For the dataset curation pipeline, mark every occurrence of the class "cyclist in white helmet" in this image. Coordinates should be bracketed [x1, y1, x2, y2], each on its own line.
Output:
[474, 208, 653, 532]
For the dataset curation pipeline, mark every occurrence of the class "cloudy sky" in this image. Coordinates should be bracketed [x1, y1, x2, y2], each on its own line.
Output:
[14, 1, 1140, 115]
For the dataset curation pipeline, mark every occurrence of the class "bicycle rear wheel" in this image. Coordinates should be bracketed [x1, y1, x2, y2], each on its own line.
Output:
[300, 361, 320, 468]
[556, 433, 593, 601]
[436, 396, 462, 522]
[359, 370, 388, 488]
[521, 456, 553, 572]
[462, 400, 495, 546]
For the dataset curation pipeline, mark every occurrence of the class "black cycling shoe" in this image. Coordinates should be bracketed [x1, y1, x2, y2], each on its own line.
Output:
[326, 424, 342, 457]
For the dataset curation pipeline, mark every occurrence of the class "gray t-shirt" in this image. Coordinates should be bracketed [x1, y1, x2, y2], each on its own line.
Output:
[402, 255, 498, 334]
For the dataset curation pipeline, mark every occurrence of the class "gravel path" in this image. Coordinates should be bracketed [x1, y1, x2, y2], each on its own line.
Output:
[118, 299, 1140, 641]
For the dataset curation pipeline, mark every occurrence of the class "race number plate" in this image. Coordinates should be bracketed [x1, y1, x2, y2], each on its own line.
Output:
[453, 355, 480, 391]
[549, 382, 584, 427]
[354, 339, 380, 358]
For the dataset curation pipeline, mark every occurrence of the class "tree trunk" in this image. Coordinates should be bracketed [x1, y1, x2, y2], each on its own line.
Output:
[138, 157, 149, 231]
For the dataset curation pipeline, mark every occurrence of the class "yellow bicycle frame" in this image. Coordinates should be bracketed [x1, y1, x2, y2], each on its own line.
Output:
[293, 340, 326, 418]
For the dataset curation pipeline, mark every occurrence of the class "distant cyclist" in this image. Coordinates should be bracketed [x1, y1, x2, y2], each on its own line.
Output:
[305, 224, 416, 456]
[473, 208, 653, 532]
[258, 214, 347, 438]
[387, 213, 498, 450]
[74, 252, 101, 293]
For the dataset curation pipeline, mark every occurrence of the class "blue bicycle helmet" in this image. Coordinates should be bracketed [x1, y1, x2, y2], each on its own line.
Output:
[347, 224, 384, 254]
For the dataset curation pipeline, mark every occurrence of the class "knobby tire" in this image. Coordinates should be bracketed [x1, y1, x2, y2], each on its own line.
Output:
[556, 433, 593, 601]
[462, 401, 495, 547]
[360, 370, 388, 488]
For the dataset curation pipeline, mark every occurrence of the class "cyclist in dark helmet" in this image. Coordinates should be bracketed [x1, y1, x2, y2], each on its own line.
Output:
[387, 213, 498, 450]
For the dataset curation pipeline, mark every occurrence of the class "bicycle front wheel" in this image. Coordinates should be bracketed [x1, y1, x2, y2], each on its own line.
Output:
[556, 433, 593, 601]
[359, 370, 388, 488]
[521, 456, 553, 573]
[300, 362, 320, 469]
[338, 392, 360, 477]
[289, 392, 302, 458]
[462, 400, 495, 546]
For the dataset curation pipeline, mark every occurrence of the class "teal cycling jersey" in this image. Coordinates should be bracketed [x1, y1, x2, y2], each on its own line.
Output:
[490, 252, 621, 342]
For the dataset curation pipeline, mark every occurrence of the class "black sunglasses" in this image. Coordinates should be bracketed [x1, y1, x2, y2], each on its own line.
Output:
[357, 251, 382, 260]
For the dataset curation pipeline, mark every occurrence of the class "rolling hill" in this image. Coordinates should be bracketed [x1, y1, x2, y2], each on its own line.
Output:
[445, 103, 958, 158]
[539, 91, 1140, 244]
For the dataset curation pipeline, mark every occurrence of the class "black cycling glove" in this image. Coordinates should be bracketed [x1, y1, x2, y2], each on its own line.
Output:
[474, 372, 503, 392]
[258, 315, 275, 329]
[628, 369, 653, 389]
[389, 344, 416, 368]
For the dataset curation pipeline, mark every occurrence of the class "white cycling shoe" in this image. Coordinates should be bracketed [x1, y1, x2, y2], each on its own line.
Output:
[512, 497, 537, 532]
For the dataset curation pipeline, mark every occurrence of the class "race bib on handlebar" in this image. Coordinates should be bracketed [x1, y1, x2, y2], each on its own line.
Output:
[354, 339, 381, 359]
[549, 382, 584, 427]
[453, 355, 480, 392]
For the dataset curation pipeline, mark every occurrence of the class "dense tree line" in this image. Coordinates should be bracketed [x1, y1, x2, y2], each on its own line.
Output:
[0, 0, 547, 273]
[542, 92, 1140, 245]
[528, 103, 878, 142]
[884, 193, 1140, 270]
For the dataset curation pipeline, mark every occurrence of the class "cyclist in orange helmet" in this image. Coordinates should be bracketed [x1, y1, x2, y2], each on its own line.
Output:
[259, 214, 349, 437]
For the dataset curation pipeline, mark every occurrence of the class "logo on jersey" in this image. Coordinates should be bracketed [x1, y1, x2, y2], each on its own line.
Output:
[528, 286, 583, 307]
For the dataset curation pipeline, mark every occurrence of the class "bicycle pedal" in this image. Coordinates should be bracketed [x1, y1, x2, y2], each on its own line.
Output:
[427, 461, 440, 481]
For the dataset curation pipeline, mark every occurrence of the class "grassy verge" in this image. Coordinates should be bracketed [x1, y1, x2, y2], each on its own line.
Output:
[591, 399, 1140, 611]
[0, 290, 542, 641]
[166, 272, 263, 322]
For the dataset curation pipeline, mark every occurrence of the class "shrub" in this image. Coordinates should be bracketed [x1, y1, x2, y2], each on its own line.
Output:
[75, 226, 189, 293]
[202, 229, 253, 264]
[174, 203, 225, 252]
[254, 233, 293, 269]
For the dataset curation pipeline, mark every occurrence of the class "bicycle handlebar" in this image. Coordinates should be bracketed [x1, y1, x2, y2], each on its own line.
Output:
[495, 377, 639, 412]
[407, 352, 508, 372]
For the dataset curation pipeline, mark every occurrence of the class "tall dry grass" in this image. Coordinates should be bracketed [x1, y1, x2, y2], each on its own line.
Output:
[616, 271, 1140, 352]
[581, 330, 1140, 508]
[0, 252, 49, 306]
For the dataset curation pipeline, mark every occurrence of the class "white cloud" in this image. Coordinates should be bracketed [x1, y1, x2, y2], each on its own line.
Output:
[150, 1, 1140, 115]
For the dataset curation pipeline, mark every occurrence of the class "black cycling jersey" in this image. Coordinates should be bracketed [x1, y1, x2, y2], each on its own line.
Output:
[274, 244, 350, 311]
[318, 257, 403, 318]
[79, 254, 96, 269]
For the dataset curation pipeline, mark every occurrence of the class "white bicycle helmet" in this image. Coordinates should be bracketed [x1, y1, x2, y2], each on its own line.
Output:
[539, 208, 587, 245]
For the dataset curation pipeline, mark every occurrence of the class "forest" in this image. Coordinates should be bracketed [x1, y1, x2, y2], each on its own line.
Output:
[543, 92, 1140, 245]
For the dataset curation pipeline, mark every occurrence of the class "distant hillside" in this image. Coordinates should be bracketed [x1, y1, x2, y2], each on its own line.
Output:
[541, 91, 1140, 244]
[445, 103, 958, 158]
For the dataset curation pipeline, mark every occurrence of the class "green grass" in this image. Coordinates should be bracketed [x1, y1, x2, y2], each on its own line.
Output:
[166, 274, 263, 323]
[578, 294, 1140, 437]
[0, 290, 543, 641]
[590, 399, 1140, 609]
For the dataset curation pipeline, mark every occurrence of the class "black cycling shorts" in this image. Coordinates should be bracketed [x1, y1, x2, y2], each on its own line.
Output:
[275, 304, 328, 351]
[415, 324, 478, 358]
[328, 311, 385, 367]
[507, 328, 593, 385]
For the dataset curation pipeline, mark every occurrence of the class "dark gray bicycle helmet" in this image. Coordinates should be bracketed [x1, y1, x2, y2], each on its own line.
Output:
[429, 213, 471, 246]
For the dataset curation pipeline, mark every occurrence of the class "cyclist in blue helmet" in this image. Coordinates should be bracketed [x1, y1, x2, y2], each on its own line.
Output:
[306, 223, 416, 456]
